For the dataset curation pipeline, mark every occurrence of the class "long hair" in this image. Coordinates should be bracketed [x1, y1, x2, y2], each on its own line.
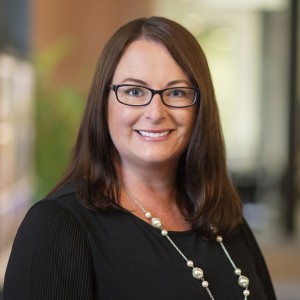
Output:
[51, 16, 243, 237]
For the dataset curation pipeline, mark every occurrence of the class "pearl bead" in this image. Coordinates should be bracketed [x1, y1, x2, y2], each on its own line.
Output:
[202, 281, 209, 288]
[235, 268, 242, 276]
[161, 229, 168, 236]
[145, 211, 152, 219]
[238, 275, 249, 288]
[187, 260, 194, 267]
[216, 235, 223, 242]
[192, 267, 204, 279]
[243, 289, 250, 297]
[151, 218, 163, 229]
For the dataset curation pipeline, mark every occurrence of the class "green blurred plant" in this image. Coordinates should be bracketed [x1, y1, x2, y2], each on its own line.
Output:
[34, 39, 85, 200]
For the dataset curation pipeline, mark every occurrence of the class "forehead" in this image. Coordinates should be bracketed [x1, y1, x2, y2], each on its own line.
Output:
[112, 39, 190, 86]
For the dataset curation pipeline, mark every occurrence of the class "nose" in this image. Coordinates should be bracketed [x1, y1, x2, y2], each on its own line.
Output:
[143, 93, 166, 122]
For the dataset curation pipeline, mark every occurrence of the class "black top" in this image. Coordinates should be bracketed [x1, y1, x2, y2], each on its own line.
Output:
[4, 185, 276, 300]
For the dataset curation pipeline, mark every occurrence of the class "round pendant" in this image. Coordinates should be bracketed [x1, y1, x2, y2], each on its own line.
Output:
[151, 218, 162, 229]
[192, 267, 204, 279]
[238, 275, 249, 288]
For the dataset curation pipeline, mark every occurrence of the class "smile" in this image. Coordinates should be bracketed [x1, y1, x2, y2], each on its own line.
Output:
[138, 130, 170, 137]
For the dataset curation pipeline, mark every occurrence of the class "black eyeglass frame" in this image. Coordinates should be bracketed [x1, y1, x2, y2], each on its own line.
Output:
[109, 84, 200, 108]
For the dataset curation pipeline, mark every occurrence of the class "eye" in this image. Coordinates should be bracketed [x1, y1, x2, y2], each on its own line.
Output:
[125, 87, 145, 97]
[169, 89, 186, 97]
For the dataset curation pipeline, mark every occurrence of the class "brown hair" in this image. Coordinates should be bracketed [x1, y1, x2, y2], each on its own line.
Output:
[52, 16, 243, 237]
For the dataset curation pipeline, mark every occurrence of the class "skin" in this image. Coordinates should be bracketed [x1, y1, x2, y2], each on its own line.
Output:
[107, 39, 197, 230]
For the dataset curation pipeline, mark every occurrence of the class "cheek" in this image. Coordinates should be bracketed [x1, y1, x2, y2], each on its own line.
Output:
[177, 110, 197, 132]
[107, 99, 137, 136]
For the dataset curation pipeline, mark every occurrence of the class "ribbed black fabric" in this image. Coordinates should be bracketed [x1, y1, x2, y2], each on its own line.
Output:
[4, 185, 276, 300]
[4, 202, 94, 300]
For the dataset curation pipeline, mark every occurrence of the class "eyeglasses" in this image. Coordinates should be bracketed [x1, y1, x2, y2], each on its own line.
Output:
[109, 84, 200, 108]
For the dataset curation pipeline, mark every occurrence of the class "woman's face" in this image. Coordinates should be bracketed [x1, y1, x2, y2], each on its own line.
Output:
[108, 39, 197, 169]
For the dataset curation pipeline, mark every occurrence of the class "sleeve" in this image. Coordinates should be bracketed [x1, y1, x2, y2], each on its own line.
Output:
[3, 201, 94, 300]
[241, 221, 277, 300]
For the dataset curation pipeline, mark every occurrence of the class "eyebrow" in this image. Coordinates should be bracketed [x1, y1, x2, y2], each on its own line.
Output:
[120, 78, 191, 87]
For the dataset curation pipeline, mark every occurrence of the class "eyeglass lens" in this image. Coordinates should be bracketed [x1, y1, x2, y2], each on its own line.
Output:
[116, 85, 196, 107]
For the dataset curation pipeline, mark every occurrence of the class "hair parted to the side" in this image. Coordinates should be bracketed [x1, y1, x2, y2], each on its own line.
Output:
[51, 16, 243, 238]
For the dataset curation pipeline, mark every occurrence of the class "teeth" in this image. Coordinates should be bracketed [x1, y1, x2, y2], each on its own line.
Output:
[139, 130, 169, 137]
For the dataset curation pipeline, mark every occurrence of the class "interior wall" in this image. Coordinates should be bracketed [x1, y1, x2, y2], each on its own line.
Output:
[31, 0, 154, 90]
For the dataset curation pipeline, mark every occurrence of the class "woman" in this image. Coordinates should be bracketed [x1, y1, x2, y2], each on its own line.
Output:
[4, 16, 276, 299]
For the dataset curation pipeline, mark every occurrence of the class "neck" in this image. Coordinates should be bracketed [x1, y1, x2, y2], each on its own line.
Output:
[112, 155, 191, 230]
[116, 170, 191, 231]
[121, 183, 190, 231]
[114, 157, 179, 210]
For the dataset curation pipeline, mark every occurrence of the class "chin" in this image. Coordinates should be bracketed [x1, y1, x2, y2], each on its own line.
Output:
[137, 154, 179, 166]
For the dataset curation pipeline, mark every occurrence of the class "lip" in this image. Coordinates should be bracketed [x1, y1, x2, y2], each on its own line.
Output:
[135, 129, 172, 138]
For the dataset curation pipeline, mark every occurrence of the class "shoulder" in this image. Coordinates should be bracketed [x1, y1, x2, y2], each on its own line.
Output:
[223, 220, 270, 277]
[4, 183, 95, 299]
[12, 183, 90, 253]
[21, 182, 116, 247]
[226, 220, 276, 299]
[22, 183, 81, 232]
[29, 182, 93, 227]
[226, 220, 264, 256]
[9, 182, 96, 258]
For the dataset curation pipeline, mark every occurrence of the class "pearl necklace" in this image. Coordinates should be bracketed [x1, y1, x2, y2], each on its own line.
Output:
[123, 187, 250, 300]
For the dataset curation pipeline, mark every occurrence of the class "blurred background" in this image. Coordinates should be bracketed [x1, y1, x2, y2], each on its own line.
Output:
[0, 0, 299, 298]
